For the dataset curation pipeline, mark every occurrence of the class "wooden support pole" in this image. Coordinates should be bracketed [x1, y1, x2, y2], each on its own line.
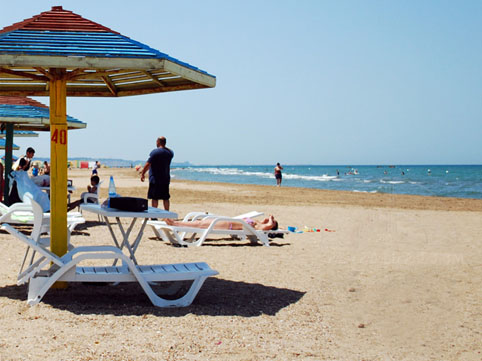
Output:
[3, 123, 14, 203]
[49, 68, 68, 258]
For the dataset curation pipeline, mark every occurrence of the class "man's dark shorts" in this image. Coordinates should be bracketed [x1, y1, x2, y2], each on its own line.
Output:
[148, 182, 170, 200]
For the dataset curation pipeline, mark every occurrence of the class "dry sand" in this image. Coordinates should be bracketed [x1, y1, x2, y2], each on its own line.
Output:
[0, 168, 480, 360]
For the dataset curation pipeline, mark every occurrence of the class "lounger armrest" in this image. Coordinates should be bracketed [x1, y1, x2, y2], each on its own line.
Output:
[183, 211, 214, 221]
[82, 192, 99, 203]
[61, 245, 125, 260]
[233, 211, 264, 219]
[60, 245, 132, 267]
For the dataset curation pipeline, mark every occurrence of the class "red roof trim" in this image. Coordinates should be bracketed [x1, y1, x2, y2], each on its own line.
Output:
[0, 6, 119, 34]
[0, 96, 48, 108]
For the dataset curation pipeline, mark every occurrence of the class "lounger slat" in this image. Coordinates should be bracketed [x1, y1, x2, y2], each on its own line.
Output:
[183, 263, 201, 272]
[160, 264, 177, 273]
[79, 266, 124, 274]
[137, 265, 156, 274]
[134, 263, 206, 275]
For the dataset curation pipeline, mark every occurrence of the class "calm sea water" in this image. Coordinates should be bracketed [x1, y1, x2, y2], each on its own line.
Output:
[171, 165, 482, 199]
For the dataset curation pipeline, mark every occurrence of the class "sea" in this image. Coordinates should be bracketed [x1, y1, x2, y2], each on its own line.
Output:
[171, 165, 482, 199]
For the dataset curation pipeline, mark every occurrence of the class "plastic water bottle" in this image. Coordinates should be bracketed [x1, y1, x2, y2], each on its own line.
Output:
[108, 176, 117, 198]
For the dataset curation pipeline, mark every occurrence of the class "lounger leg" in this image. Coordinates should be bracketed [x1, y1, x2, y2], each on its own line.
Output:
[191, 230, 210, 247]
[27, 275, 50, 306]
[159, 229, 181, 246]
[257, 232, 270, 246]
[171, 231, 192, 247]
[150, 225, 163, 240]
[18, 246, 31, 279]
[136, 275, 211, 307]
[170, 276, 210, 306]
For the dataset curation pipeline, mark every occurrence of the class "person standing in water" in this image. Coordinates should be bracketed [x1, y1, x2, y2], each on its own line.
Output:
[274, 162, 283, 187]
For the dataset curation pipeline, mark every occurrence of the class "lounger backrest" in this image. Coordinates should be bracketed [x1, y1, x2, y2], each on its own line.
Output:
[28, 196, 48, 242]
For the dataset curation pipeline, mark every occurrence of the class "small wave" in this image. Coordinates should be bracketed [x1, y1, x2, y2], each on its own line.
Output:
[284, 174, 338, 182]
[380, 180, 405, 184]
[185, 167, 272, 178]
[353, 190, 378, 193]
[183, 167, 340, 182]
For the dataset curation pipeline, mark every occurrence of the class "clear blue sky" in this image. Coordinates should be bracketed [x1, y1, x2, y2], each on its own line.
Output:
[1, 0, 481, 165]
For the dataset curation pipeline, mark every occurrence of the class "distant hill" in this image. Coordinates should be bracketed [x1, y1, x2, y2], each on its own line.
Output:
[34, 157, 192, 168]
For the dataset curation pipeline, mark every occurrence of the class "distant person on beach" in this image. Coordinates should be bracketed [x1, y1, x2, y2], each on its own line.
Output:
[166, 214, 279, 231]
[140, 136, 174, 210]
[32, 163, 39, 177]
[274, 163, 283, 186]
[92, 161, 100, 175]
[42, 161, 50, 175]
[68, 175, 100, 211]
[13, 147, 35, 172]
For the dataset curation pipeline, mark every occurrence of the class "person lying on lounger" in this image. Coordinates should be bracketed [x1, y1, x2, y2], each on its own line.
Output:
[165, 214, 279, 231]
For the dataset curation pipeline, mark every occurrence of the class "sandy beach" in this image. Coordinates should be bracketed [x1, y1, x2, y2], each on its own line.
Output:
[0, 167, 480, 360]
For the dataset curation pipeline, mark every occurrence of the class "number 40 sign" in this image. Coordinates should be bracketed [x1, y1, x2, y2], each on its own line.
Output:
[51, 129, 67, 144]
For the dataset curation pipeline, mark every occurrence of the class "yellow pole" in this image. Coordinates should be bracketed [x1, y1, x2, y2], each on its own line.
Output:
[49, 68, 68, 258]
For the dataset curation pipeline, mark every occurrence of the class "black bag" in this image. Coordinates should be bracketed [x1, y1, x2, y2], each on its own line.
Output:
[109, 197, 148, 212]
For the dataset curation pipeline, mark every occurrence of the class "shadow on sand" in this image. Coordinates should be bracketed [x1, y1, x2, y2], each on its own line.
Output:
[0, 278, 305, 317]
[147, 236, 290, 248]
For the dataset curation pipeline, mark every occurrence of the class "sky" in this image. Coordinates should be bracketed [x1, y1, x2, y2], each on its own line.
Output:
[1, 0, 481, 165]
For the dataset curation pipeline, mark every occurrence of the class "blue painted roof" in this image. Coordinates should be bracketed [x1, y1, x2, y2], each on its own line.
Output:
[0, 104, 82, 124]
[0, 30, 164, 58]
[0, 7, 215, 96]
[0, 28, 212, 76]
[0, 130, 37, 136]
[14, 130, 36, 135]
[0, 138, 19, 149]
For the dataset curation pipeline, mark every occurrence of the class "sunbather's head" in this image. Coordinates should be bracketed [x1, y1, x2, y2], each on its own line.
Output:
[264, 215, 278, 230]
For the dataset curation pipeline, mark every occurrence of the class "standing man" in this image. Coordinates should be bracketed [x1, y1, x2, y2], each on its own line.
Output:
[140, 136, 174, 210]
[274, 162, 283, 187]
[13, 147, 35, 172]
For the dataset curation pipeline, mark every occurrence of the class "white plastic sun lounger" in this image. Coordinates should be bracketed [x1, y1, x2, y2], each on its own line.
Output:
[148, 213, 288, 247]
[0, 198, 84, 233]
[2, 202, 218, 308]
[147, 211, 265, 245]
[181, 211, 263, 222]
[0, 201, 39, 224]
